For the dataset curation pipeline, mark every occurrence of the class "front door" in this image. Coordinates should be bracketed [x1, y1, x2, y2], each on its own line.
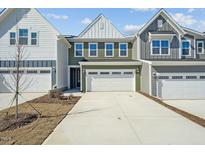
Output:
[70, 68, 80, 89]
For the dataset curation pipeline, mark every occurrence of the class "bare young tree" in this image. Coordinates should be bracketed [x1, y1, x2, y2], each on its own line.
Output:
[0, 26, 35, 120]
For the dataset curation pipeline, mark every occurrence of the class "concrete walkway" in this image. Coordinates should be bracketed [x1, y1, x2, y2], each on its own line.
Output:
[0, 93, 46, 111]
[43, 92, 205, 145]
[165, 100, 205, 119]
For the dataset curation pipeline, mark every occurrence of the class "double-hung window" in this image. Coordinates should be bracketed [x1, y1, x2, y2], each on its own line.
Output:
[119, 43, 128, 57]
[89, 43, 98, 57]
[74, 43, 83, 57]
[151, 40, 169, 55]
[10, 32, 16, 45]
[105, 43, 114, 57]
[197, 41, 204, 54]
[182, 40, 190, 56]
[161, 40, 169, 54]
[31, 32, 37, 45]
[19, 29, 28, 45]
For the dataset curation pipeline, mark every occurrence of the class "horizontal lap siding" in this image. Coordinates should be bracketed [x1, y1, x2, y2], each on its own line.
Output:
[68, 42, 133, 65]
[0, 9, 57, 60]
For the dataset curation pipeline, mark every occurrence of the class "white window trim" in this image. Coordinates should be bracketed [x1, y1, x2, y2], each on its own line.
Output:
[9, 32, 16, 46]
[74, 43, 84, 57]
[151, 39, 170, 56]
[104, 43, 114, 57]
[119, 43, 128, 57]
[31, 31, 39, 46]
[197, 41, 204, 54]
[181, 40, 191, 56]
[88, 43, 98, 57]
[19, 28, 29, 45]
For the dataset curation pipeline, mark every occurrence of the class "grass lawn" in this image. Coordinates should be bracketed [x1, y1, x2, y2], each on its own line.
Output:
[0, 94, 81, 145]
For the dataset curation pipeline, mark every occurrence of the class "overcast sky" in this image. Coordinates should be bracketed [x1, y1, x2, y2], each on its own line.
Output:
[1, 8, 205, 36]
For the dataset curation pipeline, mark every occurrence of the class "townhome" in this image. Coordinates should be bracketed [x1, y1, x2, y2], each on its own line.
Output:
[138, 9, 205, 99]
[0, 8, 70, 92]
[0, 8, 205, 100]
[66, 14, 141, 92]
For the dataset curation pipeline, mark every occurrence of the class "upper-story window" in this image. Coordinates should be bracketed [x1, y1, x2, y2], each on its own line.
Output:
[31, 32, 38, 45]
[89, 43, 98, 57]
[105, 43, 114, 57]
[10, 32, 16, 45]
[119, 43, 128, 57]
[74, 43, 83, 57]
[19, 29, 28, 45]
[151, 40, 169, 55]
[157, 20, 163, 28]
[182, 40, 191, 56]
[197, 41, 204, 54]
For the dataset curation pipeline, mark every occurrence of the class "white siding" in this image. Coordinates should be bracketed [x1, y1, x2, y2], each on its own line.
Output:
[0, 8, 58, 60]
[80, 15, 124, 39]
[56, 40, 68, 89]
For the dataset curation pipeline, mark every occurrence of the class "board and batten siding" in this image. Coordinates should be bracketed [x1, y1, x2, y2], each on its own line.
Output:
[0, 8, 58, 60]
[68, 42, 133, 65]
[80, 15, 124, 39]
[140, 15, 196, 60]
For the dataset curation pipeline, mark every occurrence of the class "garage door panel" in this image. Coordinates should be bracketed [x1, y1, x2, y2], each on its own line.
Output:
[0, 71, 51, 93]
[159, 79, 205, 100]
[87, 70, 135, 92]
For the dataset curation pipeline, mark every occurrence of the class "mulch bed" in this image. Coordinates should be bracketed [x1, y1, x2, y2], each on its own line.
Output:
[139, 92, 205, 128]
[0, 94, 81, 145]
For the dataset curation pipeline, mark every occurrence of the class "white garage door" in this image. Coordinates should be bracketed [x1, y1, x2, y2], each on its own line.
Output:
[157, 73, 205, 100]
[86, 69, 135, 92]
[0, 69, 51, 93]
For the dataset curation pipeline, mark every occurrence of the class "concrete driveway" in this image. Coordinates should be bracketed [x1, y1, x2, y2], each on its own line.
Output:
[0, 93, 46, 111]
[43, 92, 205, 145]
[165, 100, 205, 119]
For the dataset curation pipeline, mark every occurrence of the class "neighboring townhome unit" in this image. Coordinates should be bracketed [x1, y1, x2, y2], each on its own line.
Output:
[66, 14, 141, 92]
[0, 8, 71, 92]
[137, 9, 205, 100]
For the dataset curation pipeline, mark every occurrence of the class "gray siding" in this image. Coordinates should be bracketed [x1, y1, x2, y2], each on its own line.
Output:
[140, 15, 199, 60]
[140, 15, 180, 60]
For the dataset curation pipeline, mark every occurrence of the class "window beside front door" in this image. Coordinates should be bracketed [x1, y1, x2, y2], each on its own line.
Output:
[119, 43, 128, 57]
[89, 43, 98, 57]
[74, 43, 83, 57]
[105, 43, 114, 57]
[182, 40, 191, 56]
[197, 41, 204, 54]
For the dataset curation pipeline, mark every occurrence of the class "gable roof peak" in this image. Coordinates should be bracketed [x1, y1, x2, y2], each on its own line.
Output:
[136, 8, 186, 36]
[78, 13, 125, 38]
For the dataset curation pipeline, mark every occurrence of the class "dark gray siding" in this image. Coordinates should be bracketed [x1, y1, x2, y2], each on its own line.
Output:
[140, 15, 197, 60]
[140, 15, 180, 60]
